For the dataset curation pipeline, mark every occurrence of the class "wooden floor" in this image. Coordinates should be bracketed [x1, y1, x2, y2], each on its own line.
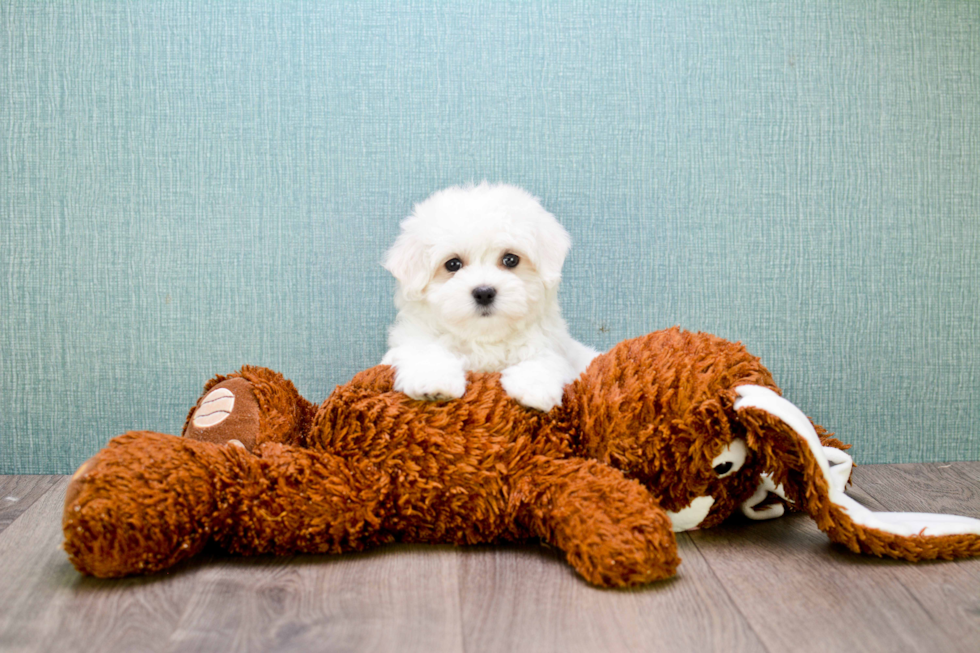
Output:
[0, 463, 977, 653]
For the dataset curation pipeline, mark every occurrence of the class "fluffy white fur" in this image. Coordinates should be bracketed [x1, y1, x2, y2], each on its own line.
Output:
[381, 182, 599, 411]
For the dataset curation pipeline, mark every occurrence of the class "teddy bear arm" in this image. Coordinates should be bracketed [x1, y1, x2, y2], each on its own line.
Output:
[511, 457, 679, 587]
[213, 440, 395, 557]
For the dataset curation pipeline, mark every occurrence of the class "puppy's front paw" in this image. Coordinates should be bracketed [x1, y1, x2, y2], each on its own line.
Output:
[393, 362, 467, 402]
[500, 362, 566, 412]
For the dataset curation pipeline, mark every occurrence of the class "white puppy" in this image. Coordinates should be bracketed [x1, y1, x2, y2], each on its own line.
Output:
[381, 182, 599, 412]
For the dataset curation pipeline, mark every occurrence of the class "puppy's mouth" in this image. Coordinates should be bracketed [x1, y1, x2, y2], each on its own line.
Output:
[477, 306, 495, 318]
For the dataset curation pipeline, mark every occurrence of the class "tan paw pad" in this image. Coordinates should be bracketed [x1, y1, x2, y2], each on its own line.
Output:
[192, 387, 235, 428]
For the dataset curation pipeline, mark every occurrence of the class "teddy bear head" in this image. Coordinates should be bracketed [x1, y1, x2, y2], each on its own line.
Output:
[561, 328, 785, 531]
[562, 328, 980, 558]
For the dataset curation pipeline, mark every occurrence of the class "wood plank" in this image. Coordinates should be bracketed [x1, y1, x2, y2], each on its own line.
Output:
[0, 477, 79, 652]
[0, 475, 62, 535]
[33, 566, 217, 653]
[457, 537, 767, 653]
[690, 463, 980, 653]
[847, 463, 980, 650]
[165, 545, 465, 653]
[0, 478, 213, 653]
[852, 462, 980, 516]
[0, 465, 977, 653]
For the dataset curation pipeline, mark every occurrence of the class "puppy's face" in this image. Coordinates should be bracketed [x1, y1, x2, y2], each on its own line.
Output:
[383, 183, 572, 339]
[424, 244, 539, 338]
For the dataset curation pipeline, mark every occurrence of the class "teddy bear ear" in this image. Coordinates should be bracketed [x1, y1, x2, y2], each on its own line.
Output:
[734, 385, 980, 560]
[382, 228, 431, 301]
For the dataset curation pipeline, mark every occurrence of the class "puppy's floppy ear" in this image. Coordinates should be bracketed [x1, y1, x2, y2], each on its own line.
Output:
[534, 212, 572, 287]
[382, 229, 431, 301]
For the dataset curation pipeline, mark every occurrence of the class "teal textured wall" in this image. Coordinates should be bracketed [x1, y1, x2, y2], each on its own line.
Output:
[2, 1, 979, 473]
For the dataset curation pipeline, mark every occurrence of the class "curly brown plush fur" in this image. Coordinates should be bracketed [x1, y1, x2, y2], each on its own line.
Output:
[62, 328, 980, 586]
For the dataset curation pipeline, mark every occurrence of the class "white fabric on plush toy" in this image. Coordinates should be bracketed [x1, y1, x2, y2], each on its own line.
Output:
[740, 474, 788, 521]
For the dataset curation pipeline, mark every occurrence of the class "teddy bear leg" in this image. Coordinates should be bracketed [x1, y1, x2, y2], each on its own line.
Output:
[512, 458, 679, 587]
[64, 432, 394, 578]
[63, 431, 235, 577]
[182, 366, 317, 451]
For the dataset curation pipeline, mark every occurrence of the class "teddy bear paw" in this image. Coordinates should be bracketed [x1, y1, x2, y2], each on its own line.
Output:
[183, 377, 260, 450]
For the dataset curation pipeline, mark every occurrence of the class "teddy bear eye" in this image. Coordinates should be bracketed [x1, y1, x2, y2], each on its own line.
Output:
[445, 258, 463, 272]
[502, 253, 520, 268]
[713, 462, 733, 475]
[711, 438, 747, 479]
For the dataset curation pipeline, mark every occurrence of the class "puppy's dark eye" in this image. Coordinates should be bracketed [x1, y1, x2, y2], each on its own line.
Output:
[502, 253, 520, 268]
[444, 258, 463, 273]
[713, 462, 733, 476]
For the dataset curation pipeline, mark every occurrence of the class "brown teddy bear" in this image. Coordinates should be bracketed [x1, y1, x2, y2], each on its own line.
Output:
[62, 328, 980, 587]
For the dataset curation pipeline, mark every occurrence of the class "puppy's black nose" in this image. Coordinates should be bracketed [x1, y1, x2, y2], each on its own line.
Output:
[472, 286, 497, 306]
